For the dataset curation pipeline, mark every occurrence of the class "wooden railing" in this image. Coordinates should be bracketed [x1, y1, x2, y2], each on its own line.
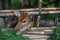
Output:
[0, 8, 60, 16]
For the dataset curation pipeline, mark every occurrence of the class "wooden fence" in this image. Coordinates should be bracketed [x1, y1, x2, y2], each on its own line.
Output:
[0, 8, 60, 16]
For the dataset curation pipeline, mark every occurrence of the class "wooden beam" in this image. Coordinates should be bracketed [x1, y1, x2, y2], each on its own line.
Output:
[31, 27, 56, 30]
[0, 8, 60, 16]
[23, 34, 50, 39]
[0, 10, 14, 12]
[20, 8, 60, 12]
[42, 8, 60, 11]
[42, 10, 60, 14]
[0, 10, 60, 16]
[26, 31, 53, 35]
[0, 8, 60, 12]
[0, 13, 14, 16]
[0, 9, 60, 16]
[26, 10, 60, 14]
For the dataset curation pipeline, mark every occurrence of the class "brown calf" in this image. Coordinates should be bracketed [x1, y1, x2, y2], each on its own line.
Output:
[13, 11, 34, 35]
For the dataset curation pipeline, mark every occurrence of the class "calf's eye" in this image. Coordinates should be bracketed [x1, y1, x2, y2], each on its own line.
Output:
[22, 20, 28, 25]
[22, 21, 27, 23]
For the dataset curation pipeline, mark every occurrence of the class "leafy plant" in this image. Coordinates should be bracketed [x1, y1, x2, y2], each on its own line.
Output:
[42, 0, 56, 7]
[0, 28, 29, 40]
[48, 26, 60, 40]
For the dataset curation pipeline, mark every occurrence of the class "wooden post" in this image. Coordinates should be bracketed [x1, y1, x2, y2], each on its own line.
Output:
[39, 0, 42, 14]
[54, 14, 58, 26]
[54, 0, 59, 26]
[39, 0, 42, 8]
[36, 0, 42, 27]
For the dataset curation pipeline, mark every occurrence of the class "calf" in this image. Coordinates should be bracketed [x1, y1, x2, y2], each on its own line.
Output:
[13, 11, 34, 35]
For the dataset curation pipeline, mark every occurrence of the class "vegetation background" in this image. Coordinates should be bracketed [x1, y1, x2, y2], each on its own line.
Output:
[0, 0, 60, 40]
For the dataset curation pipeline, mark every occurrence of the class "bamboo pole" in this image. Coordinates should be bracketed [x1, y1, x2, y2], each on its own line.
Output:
[0, 8, 60, 12]
[26, 31, 53, 35]
[30, 27, 56, 30]
[0, 10, 60, 16]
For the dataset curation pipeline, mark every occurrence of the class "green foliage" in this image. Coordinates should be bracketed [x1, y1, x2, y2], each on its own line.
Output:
[11, 0, 22, 9]
[41, 14, 54, 20]
[48, 26, 60, 40]
[58, 14, 60, 18]
[4, 0, 60, 9]
[4, 0, 10, 9]
[42, 0, 56, 7]
[32, 0, 38, 8]
[0, 29, 29, 40]
[4, 0, 22, 9]
[4, 0, 38, 9]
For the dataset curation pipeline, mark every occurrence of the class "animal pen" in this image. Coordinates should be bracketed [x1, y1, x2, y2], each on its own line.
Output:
[0, 0, 60, 40]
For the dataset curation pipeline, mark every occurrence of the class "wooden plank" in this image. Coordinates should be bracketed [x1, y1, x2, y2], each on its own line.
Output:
[31, 27, 56, 30]
[20, 8, 60, 11]
[26, 31, 53, 35]
[0, 8, 60, 16]
[23, 34, 50, 39]
[0, 8, 60, 12]
[42, 8, 60, 11]
[42, 10, 60, 14]
[0, 10, 14, 12]
[29, 29, 54, 32]
[25, 35, 49, 39]
[31, 39, 47, 40]
[0, 13, 14, 16]
[26, 10, 60, 14]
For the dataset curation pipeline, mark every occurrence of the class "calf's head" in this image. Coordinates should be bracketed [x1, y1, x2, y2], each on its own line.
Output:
[13, 11, 34, 35]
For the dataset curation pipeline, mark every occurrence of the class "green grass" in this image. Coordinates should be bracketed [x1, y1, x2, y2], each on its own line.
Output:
[0, 28, 30, 40]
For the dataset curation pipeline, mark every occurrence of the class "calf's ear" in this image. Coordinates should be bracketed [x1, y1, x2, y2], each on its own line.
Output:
[14, 11, 21, 17]
[29, 14, 34, 21]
